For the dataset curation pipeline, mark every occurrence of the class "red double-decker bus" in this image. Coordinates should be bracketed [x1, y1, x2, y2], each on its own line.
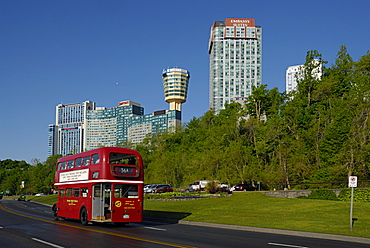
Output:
[52, 147, 144, 225]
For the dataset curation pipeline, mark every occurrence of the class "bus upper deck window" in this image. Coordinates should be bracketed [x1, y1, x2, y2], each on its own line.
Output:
[92, 154, 100, 164]
[127, 157, 136, 165]
[109, 153, 137, 165]
[59, 162, 66, 170]
[82, 156, 90, 166]
[75, 158, 82, 167]
[67, 160, 74, 169]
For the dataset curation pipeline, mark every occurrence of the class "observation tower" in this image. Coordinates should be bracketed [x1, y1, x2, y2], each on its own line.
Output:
[162, 67, 190, 111]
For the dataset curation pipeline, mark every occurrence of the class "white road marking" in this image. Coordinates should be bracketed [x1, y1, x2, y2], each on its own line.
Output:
[32, 238, 65, 248]
[268, 243, 308, 248]
[144, 226, 167, 231]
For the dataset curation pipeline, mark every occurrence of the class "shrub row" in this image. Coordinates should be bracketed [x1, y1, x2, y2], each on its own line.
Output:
[337, 189, 370, 202]
[298, 189, 370, 202]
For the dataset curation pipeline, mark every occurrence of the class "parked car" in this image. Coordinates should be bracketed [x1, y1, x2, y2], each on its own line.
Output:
[188, 181, 229, 192]
[233, 184, 255, 191]
[183, 184, 195, 192]
[190, 180, 214, 191]
[145, 184, 171, 194]
[144, 184, 157, 194]
[153, 185, 173, 194]
[219, 183, 230, 192]
[144, 184, 152, 192]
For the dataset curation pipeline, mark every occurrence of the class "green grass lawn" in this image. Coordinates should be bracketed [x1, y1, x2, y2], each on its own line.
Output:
[7, 192, 370, 238]
[144, 192, 370, 238]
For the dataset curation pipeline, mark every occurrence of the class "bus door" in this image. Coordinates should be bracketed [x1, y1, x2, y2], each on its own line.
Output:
[92, 183, 111, 220]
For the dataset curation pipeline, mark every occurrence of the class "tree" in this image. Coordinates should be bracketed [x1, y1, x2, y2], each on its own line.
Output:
[245, 85, 286, 120]
[296, 50, 326, 106]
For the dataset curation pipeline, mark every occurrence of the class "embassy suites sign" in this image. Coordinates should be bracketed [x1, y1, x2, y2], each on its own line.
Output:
[226, 18, 255, 27]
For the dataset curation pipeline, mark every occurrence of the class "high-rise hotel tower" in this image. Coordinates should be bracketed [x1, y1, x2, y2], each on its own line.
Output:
[208, 18, 262, 111]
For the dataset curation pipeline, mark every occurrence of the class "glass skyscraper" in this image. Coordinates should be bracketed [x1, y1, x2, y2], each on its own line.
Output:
[208, 18, 262, 111]
[49, 100, 183, 156]
[48, 101, 96, 157]
[128, 110, 181, 144]
[84, 100, 144, 149]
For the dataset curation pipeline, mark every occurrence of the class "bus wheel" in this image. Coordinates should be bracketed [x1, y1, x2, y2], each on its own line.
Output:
[80, 207, 88, 226]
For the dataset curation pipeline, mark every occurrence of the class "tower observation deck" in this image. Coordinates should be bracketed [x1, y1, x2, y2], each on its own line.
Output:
[162, 67, 190, 111]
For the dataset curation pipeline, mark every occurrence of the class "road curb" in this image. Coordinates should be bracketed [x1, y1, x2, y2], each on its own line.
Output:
[177, 220, 370, 245]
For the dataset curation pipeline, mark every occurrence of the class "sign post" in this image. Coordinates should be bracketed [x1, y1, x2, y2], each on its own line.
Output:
[348, 176, 357, 231]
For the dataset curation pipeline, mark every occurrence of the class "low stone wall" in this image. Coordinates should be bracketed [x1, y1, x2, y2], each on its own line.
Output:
[265, 189, 342, 198]
[265, 190, 311, 198]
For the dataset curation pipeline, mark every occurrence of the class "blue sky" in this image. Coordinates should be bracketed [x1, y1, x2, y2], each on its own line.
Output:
[0, 0, 369, 163]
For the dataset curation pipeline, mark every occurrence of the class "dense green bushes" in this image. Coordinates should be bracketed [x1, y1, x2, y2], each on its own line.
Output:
[205, 181, 221, 194]
[299, 189, 370, 202]
[305, 189, 338, 200]
[338, 189, 370, 202]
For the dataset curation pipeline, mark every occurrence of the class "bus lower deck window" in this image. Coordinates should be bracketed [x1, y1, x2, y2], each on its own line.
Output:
[66, 188, 72, 197]
[114, 184, 138, 198]
[73, 188, 80, 197]
[82, 187, 88, 197]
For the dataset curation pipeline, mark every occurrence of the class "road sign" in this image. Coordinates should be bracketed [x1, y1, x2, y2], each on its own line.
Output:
[349, 176, 357, 231]
[348, 176, 357, 188]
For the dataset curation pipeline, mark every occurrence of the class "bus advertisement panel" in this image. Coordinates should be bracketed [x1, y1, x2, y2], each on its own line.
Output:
[52, 147, 144, 225]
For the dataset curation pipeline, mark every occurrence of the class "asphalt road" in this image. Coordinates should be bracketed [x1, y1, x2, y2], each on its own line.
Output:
[0, 198, 369, 248]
